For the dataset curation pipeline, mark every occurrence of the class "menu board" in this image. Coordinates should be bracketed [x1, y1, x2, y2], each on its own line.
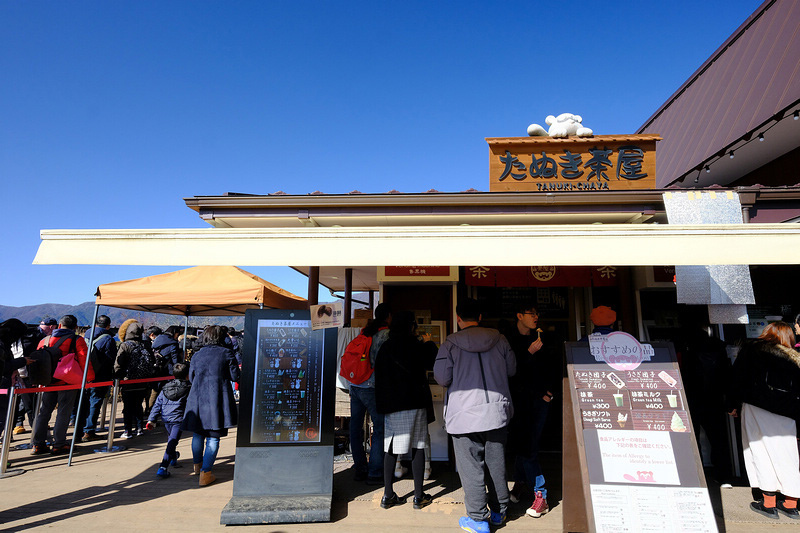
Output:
[250, 318, 324, 444]
[564, 334, 717, 533]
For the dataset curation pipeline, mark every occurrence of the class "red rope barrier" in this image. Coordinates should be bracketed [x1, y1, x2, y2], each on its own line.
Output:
[14, 375, 174, 395]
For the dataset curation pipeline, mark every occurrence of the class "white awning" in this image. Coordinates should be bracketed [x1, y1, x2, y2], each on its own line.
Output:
[33, 224, 800, 266]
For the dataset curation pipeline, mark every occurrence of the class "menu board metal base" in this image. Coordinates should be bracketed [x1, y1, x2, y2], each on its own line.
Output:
[221, 445, 334, 525]
[220, 495, 331, 525]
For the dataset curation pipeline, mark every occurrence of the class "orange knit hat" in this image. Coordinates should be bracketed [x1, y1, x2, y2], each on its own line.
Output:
[590, 306, 616, 326]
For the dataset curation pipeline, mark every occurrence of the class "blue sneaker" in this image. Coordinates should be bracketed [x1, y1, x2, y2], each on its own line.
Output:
[489, 510, 506, 526]
[170, 451, 181, 467]
[459, 516, 490, 533]
[156, 466, 170, 478]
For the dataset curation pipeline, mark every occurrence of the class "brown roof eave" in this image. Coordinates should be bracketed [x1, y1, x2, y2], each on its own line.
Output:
[183, 189, 674, 214]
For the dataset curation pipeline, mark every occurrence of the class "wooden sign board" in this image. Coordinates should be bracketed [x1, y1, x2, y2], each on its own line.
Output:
[562, 333, 717, 533]
[487, 135, 660, 192]
[378, 266, 458, 283]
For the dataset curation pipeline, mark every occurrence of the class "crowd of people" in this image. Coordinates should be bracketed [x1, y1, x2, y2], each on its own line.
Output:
[0, 314, 242, 487]
[345, 301, 800, 529]
[343, 298, 560, 532]
[4, 302, 800, 525]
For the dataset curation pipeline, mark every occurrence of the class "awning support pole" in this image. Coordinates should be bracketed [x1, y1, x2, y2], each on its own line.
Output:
[344, 268, 353, 327]
[308, 267, 320, 306]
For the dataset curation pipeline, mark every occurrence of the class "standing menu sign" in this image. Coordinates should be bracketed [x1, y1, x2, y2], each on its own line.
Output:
[563, 333, 717, 533]
[222, 309, 337, 526]
[250, 317, 324, 443]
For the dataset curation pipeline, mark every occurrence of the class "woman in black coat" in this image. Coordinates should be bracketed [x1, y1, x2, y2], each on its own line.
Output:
[0, 319, 30, 439]
[182, 325, 240, 487]
[374, 311, 438, 510]
[728, 321, 800, 518]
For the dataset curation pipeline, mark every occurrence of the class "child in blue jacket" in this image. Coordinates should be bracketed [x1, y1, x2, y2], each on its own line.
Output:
[146, 362, 191, 478]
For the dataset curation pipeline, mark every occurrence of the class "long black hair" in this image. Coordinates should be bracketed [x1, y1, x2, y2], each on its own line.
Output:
[0, 318, 27, 347]
[388, 310, 417, 339]
[363, 302, 391, 337]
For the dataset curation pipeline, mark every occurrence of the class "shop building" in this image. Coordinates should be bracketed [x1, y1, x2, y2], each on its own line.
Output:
[34, 0, 800, 475]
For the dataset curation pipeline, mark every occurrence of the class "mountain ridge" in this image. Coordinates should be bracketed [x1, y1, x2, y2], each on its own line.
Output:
[0, 302, 243, 329]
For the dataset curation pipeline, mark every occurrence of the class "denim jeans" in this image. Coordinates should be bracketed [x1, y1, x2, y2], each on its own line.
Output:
[83, 386, 109, 433]
[32, 390, 78, 447]
[192, 433, 220, 472]
[349, 385, 384, 478]
[513, 398, 549, 498]
[161, 422, 183, 467]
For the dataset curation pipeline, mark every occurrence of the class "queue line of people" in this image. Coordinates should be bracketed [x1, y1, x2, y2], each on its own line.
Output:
[0, 315, 241, 488]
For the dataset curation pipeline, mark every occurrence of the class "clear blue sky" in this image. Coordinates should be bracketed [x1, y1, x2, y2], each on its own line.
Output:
[0, 0, 762, 307]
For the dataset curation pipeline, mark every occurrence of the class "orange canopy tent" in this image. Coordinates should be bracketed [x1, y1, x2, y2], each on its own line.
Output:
[94, 265, 307, 315]
[62, 266, 307, 466]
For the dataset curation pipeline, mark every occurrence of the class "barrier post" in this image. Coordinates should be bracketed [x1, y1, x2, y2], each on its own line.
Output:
[1, 387, 25, 478]
[99, 390, 108, 431]
[95, 379, 125, 454]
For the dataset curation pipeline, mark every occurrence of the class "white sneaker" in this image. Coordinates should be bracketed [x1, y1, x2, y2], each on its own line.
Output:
[424, 466, 432, 480]
[394, 464, 408, 479]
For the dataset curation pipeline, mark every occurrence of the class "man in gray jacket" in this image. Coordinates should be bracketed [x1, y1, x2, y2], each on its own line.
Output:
[434, 298, 516, 533]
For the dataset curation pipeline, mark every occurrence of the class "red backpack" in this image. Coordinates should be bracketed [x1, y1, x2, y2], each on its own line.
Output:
[339, 328, 384, 385]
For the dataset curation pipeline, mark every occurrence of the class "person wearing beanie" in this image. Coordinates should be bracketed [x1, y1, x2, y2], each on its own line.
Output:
[589, 306, 617, 336]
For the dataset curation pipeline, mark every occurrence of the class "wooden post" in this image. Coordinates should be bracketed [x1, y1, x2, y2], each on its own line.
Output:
[308, 266, 320, 306]
[562, 375, 589, 532]
[343, 268, 353, 327]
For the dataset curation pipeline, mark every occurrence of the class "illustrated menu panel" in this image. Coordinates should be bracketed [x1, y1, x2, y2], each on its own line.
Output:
[250, 318, 324, 444]
[574, 365, 688, 433]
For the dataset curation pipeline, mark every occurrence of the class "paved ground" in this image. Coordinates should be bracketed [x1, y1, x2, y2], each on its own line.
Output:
[2, 421, 800, 532]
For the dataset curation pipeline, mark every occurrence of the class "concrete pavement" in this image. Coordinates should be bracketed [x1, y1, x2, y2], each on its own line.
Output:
[2, 422, 799, 532]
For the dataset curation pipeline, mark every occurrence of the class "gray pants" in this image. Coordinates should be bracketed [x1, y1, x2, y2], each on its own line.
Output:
[32, 390, 78, 448]
[451, 427, 510, 521]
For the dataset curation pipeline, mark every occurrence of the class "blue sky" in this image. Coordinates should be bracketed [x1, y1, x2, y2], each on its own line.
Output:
[0, 0, 762, 307]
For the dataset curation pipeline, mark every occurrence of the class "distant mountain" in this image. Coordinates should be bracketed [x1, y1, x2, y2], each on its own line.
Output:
[0, 302, 244, 329]
[1, 293, 371, 330]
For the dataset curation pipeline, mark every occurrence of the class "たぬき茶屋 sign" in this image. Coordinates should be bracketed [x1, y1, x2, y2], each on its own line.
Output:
[487, 135, 660, 192]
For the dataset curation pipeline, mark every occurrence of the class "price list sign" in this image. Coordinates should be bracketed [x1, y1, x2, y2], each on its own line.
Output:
[250, 318, 324, 444]
[564, 336, 716, 533]
[573, 363, 686, 432]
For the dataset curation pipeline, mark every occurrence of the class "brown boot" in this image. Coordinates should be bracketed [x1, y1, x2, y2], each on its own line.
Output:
[191, 463, 202, 476]
[199, 471, 216, 487]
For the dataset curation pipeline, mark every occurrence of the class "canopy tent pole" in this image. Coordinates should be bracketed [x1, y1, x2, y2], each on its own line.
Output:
[183, 314, 189, 355]
[68, 303, 99, 466]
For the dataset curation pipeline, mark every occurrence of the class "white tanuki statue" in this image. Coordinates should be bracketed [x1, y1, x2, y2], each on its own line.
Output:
[527, 113, 593, 138]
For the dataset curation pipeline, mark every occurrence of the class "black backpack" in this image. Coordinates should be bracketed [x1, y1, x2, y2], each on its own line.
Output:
[28, 335, 75, 386]
[123, 341, 157, 380]
[88, 333, 114, 382]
